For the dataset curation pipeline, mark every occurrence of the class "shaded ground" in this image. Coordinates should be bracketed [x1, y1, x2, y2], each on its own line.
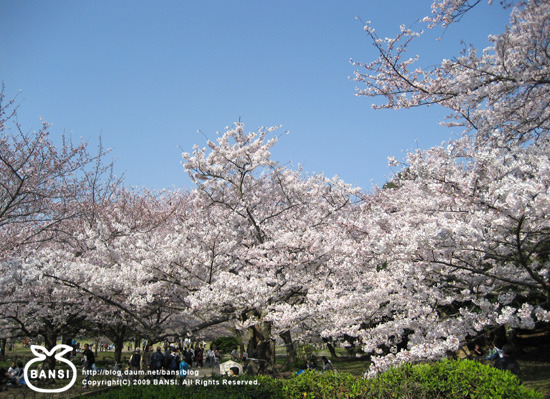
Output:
[517, 343, 550, 398]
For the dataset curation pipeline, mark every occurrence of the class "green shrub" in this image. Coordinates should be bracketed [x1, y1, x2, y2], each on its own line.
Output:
[366, 358, 543, 399]
[296, 343, 318, 363]
[211, 336, 239, 353]
[282, 371, 370, 399]
[91, 359, 542, 399]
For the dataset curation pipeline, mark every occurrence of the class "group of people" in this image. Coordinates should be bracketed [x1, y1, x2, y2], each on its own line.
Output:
[126, 343, 222, 377]
[477, 343, 522, 378]
[296, 356, 334, 375]
[0, 361, 25, 388]
[146, 347, 189, 377]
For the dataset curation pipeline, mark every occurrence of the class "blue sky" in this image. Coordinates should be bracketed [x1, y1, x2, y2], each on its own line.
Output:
[0, 1, 511, 191]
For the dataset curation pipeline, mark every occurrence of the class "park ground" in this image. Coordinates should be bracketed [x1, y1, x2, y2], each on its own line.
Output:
[0, 338, 548, 398]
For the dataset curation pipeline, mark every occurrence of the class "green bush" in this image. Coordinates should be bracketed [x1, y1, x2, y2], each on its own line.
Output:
[282, 371, 369, 399]
[91, 359, 543, 399]
[211, 336, 239, 353]
[296, 343, 317, 362]
[361, 358, 541, 399]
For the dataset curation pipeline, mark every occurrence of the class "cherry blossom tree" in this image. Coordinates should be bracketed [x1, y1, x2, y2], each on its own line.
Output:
[353, 0, 549, 145]
[39, 187, 192, 361]
[182, 123, 360, 364]
[0, 88, 117, 366]
[329, 0, 550, 376]
[0, 88, 106, 261]
[0, 254, 100, 369]
[350, 134, 549, 375]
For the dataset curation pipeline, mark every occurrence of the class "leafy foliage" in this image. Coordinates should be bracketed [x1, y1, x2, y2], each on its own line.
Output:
[92, 359, 542, 399]
[211, 336, 239, 353]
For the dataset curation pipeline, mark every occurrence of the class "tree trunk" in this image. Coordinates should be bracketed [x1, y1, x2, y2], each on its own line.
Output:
[43, 332, 58, 370]
[247, 320, 274, 364]
[0, 339, 6, 359]
[232, 327, 246, 358]
[62, 335, 74, 360]
[323, 338, 338, 358]
[141, 339, 152, 370]
[270, 338, 276, 365]
[279, 330, 297, 364]
[102, 324, 128, 364]
[114, 334, 125, 365]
